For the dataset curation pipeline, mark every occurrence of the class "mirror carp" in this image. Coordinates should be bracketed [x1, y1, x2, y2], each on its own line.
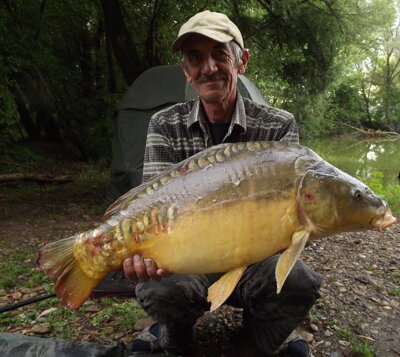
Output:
[37, 142, 397, 310]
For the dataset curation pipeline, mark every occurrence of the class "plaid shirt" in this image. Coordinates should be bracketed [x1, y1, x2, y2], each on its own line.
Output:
[142, 92, 299, 182]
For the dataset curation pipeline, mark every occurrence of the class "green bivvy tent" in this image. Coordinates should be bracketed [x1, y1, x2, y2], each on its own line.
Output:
[104, 64, 268, 206]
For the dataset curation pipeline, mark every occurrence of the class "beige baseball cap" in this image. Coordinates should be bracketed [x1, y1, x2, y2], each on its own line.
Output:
[172, 10, 244, 52]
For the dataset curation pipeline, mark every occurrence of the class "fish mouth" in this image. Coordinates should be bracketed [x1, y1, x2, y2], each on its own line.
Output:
[371, 209, 397, 232]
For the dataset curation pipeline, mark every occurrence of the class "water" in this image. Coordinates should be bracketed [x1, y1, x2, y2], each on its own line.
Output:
[302, 136, 400, 187]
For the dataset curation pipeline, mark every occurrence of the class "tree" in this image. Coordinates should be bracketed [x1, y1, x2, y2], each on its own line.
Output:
[381, 20, 400, 130]
[1, 0, 398, 161]
[100, 0, 145, 85]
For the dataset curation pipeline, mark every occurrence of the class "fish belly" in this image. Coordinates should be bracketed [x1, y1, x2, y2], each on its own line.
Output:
[140, 194, 300, 274]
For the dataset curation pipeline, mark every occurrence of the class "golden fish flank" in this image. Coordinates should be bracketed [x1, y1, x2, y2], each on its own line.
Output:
[37, 141, 396, 310]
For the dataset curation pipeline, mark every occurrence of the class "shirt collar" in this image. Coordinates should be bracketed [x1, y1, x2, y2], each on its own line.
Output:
[186, 91, 247, 134]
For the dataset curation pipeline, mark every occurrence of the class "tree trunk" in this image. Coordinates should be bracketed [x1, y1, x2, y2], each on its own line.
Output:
[360, 83, 372, 123]
[100, 0, 145, 85]
[0, 173, 72, 184]
[8, 81, 40, 141]
[12, 71, 63, 143]
[146, 0, 161, 67]
[385, 56, 394, 129]
[78, 27, 95, 100]
[104, 20, 117, 94]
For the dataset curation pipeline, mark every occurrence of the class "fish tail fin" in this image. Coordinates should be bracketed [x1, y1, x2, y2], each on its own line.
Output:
[37, 234, 79, 278]
[37, 234, 102, 309]
[56, 261, 102, 309]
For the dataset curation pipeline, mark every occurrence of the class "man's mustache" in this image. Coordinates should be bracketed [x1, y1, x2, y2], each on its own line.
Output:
[197, 74, 226, 83]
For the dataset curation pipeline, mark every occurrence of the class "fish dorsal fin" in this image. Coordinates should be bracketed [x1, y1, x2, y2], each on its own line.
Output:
[275, 229, 309, 294]
[103, 142, 264, 220]
[103, 145, 231, 219]
[207, 266, 247, 311]
[103, 187, 142, 219]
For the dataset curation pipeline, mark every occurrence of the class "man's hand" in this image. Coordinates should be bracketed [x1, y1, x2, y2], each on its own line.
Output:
[123, 254, 171, 282]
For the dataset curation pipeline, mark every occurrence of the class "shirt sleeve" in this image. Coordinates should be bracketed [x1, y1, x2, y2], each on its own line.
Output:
[142, 115, 177, 182]
[279, 115, 300, 144]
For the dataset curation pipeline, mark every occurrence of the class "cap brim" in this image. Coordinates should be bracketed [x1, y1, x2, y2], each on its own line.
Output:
[172, 30, 234, 52]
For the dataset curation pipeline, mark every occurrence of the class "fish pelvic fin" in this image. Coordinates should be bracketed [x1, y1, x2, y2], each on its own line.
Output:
[275, 230, 309, 294]
[207, 266, 247, 312]
[37, 234, 103, 309]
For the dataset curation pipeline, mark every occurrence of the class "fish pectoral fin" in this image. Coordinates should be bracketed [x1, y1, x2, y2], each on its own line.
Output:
[275, 229, 310, 294]
[207, 266, 247, 312]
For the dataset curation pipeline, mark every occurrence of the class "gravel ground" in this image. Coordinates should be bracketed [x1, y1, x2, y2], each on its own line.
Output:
[190, 223, 400, 357]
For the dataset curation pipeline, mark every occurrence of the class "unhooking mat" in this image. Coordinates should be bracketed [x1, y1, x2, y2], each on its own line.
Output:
[0, 332, 125, 357]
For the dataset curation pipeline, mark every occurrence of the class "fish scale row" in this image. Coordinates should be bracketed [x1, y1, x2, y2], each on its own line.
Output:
[74, 203, 180, 278]
[109, 142, 270, 215]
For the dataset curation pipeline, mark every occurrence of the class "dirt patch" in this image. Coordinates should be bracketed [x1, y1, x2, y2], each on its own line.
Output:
[0, 175, 399, 356]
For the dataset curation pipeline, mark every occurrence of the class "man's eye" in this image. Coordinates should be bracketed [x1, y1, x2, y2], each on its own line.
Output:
[188, 54, 201, 63]
[216, 50, 228, 57]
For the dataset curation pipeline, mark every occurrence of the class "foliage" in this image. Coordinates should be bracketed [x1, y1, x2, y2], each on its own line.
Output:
[328, 0, 400, 133]
[358, 171, 400, 215]
[0, 0, 399, 162]
[0, 1, 116, 160]
[0, 145, 54, 173]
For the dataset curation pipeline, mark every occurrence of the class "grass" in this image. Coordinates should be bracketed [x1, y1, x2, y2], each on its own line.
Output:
[0, 297, 146, 340]
[0, 160, 148, 343]
[388, 270, 400, 285]
[89, 300, 146, 331]
[360, 171, 400, 216]
[325, 276, 338, 284]
[328, 319, 377, 357]
[309, 311, 322, 323]
[0, 248, 41, 290]
[363, 264, 375, 272]
[351, 343, 376, 357]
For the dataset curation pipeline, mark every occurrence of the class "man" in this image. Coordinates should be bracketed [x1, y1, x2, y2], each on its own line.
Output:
[124, 10, 321, 357]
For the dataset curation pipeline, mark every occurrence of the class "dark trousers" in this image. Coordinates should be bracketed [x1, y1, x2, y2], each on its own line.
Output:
[135, 254, 322, 355]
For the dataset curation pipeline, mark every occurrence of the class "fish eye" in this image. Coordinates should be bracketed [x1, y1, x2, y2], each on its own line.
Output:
[353, 189, 362, 201]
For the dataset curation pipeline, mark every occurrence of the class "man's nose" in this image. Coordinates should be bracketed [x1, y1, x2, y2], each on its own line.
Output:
[201, 56, 218, 75]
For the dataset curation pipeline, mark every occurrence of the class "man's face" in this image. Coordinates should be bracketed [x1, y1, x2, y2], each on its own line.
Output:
[181, 35, 247, 104]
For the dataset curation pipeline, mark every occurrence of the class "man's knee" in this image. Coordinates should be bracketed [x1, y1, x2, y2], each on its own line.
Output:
[135, 274, 209, 322]
[282, 260, 322, 300]
[241, 255, 322, 305]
